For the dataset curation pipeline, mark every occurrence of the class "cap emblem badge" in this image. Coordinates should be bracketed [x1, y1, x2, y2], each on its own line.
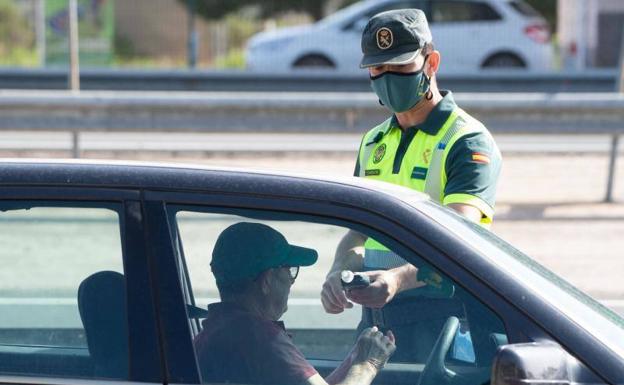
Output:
[376, 27, 393, 50]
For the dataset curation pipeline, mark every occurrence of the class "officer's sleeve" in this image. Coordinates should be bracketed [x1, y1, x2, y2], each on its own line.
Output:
[353, 135, 366, 177]
[443, 132, 502, 221]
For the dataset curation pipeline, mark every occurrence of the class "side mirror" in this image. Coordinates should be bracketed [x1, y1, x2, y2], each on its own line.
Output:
[491, 342, 602, 385]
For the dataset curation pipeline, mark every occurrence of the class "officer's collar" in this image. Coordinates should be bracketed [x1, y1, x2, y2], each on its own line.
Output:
[390, 90, 457, 136]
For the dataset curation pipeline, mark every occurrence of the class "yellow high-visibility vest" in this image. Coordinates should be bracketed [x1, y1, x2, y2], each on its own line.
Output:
[358, 107, 497, 268]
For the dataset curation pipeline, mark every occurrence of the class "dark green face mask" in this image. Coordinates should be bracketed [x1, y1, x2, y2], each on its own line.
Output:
[370, 58, 431, 113]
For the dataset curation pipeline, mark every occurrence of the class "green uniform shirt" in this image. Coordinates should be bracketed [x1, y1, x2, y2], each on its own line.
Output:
[354, 91, 502, 222]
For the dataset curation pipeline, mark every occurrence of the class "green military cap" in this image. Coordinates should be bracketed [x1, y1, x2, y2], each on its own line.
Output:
[211, 222, 318, 286]
[360, 8, 432, 68]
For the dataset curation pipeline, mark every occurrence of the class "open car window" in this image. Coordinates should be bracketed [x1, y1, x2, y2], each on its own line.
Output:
[171, 206, 510, 385]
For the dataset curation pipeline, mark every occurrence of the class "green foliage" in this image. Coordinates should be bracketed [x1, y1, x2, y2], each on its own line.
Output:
[111, 55, 186, 68]
[213, 48, 246, 69]
[525, 0, 557, 30]
[0, 47, 38, 66]
[114, 34, 137, 59]
[0, 0, 37, 65]
[179, 0, 332, 21]
[223, 13, 261, 48]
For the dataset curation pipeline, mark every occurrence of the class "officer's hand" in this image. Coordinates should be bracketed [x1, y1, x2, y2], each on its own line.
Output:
[351, 326, 396, 371]
[346, 270, 399, 309]
[321, 270, 354, 314]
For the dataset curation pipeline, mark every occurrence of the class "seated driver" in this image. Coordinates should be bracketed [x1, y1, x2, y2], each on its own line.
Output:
[194, 222, 396, 385]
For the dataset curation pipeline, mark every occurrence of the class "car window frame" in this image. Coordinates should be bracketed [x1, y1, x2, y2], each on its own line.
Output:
[0, 187, 163, 384]
[169, 205, 511, 368]
[168, 210, 204, 336]
[144, 187, 543, 383]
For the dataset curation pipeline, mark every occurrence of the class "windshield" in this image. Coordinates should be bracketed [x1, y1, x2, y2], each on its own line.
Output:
[509, 1, 541, 17]
[416, 200, 624, 355]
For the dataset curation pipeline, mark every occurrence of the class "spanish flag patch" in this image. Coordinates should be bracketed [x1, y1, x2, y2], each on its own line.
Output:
[471, 152, 491, 164]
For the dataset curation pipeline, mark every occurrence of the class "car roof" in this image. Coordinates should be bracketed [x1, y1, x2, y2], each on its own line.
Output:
[0, 158, 429, 203]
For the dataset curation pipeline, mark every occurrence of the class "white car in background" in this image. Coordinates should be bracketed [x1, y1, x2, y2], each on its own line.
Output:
[246, 0, 553, 74]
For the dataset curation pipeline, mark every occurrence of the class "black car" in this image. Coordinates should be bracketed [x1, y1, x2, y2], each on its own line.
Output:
[0, 160, 622, 385]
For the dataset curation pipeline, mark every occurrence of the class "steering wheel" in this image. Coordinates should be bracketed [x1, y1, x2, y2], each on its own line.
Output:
[416, 316, 460, 385]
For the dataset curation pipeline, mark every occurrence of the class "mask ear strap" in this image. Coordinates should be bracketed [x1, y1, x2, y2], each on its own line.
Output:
[421, 54, 433, 100]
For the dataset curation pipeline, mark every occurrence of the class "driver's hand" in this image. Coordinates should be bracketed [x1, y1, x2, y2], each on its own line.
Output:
[321, 270, 353, 313]
[346, 270, 399, 308]
[351, 326, 396, 371]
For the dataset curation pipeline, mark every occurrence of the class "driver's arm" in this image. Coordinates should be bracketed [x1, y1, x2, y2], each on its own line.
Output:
[301, 366, 376, 385]
[300, 327, 395, 385]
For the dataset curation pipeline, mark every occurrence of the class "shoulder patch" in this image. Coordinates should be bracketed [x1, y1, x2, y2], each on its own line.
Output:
[373, 143, 387, 164]
[471, 152, 490, 164]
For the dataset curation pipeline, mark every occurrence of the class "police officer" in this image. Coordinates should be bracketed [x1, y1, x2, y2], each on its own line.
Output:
[321, 9, 502, 361]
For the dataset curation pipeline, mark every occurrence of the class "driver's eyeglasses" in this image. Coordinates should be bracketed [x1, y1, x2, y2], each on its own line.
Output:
[280, 265, 299, 281]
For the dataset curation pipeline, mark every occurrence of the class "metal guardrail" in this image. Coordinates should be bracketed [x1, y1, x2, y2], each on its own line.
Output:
[0, 90, 622, 201]
[0, 68, 619, 93]
[1, 90, 623, 133]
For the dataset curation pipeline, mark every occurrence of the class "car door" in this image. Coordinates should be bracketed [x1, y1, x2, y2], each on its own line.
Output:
[0, 187, 162, 384]
[139, 173, 554, 385]
[169, 208, 509, 385]
[141, 169, 619, 385]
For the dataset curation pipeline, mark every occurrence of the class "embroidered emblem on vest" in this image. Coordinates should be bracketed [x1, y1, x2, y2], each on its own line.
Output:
[373, 143, 386, 164]
[422, 149, 432, 164]
[376, 28, 393, 50]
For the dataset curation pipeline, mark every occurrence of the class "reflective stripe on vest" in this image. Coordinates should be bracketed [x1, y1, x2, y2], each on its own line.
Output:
[358, 108, 484, 268]
[424, 110, 460, 202]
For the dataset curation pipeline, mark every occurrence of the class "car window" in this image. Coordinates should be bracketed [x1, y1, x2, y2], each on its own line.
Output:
[508, 1, 540, 17]
[431, 1, 501, 23]
[0, 203, 128, 380]
[172, 207, 508, 385]
[418, 199, 624, 356]
[344, 1, 428, 32]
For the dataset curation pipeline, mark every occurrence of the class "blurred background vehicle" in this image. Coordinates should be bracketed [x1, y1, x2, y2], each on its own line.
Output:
[2, 0, 622, 74]
[246, 0, 553, 74]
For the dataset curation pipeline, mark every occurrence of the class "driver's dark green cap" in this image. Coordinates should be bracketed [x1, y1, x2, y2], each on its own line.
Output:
[211, 222, 318, 286]
[360, 9, 432, 68]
